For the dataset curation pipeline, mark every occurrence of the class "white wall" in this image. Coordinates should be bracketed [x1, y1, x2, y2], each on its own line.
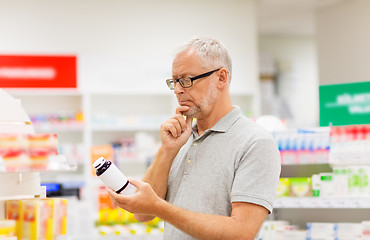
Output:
[0, 0, 258, 96]
[259, 36, 319, 127]
[317, 0, 370, 85]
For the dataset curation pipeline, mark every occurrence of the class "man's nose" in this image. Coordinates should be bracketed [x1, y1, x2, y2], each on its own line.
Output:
[174, 81, 185, 94]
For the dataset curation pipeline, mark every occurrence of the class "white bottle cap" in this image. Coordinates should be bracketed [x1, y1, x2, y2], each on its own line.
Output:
[93, 156, 106, 169]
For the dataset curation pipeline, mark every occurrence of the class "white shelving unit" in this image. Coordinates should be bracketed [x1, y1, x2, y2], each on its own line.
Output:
[5, 88, 256, 183]
[0, 90, 77, 223]
[5, 87, 370, 237]
[274, 197, 370, 209]
[3, 87, 257, 239]
[272, 158, 370, 229]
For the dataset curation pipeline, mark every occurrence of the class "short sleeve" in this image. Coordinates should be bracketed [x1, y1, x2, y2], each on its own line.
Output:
[230, 137, 281, 213]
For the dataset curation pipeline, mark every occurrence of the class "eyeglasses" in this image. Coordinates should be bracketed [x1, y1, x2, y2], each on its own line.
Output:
[166, 68, 221, 90]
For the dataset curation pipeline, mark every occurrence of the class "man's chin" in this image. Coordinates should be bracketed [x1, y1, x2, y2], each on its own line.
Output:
[182, 108, 198, 118]
[182, 112, 192, 118]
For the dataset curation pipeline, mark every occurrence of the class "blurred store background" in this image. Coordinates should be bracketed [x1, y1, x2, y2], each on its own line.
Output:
[0, 0, 369, 239]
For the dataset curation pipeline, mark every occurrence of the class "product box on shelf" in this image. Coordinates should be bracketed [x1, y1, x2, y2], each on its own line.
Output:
[30, 111, 84, 130]
[276, 178, 312, 198]
[258, 220, 306, 240]
[5, 198, 67, 240]
[272, 128, 330, 165]
[289, 178, 312, 197]
[53, 198, 68, 237]
[0, 133, 59, 171]
[0, 219, 16, 238]
[276, 165, 370, 201]
[276, 178, 290, 197]
[90, 145, 114, 176]
[5, 199, 23, 238]
[27, 134, 58, 170]
[96, 187, 163, 237]
[259, 220, 370, 240]
[306, 222, 336, 240]
[0, 134, 25, 170]
[329, 124, 370, 165]
[315, 166, 370, 198]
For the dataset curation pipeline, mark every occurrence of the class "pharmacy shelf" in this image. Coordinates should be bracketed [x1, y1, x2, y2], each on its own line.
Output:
[0, 194, 37, 202]
[0, 155, 78, 173]
[281, 161, 370, 178]
[2, 88, 258, 236]
[274, 197, 370, 209]
[91, 124, 159, 132]
[280, 163, 332, 178]
[33, 123, 85, 132]
[5, 88, 83, 96]
[329, 151, 370, 167]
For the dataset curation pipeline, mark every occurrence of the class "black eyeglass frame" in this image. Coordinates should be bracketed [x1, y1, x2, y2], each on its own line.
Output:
[166, 68, 221, 90]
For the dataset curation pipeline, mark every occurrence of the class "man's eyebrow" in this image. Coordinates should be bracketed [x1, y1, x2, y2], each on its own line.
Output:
[173, 72, 195, 78]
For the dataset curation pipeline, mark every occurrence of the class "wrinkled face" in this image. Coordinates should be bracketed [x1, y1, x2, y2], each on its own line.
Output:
[172, 49, 218, 119]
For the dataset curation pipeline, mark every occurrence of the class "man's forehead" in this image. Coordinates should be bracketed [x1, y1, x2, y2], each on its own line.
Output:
[174, 48, 198, 63]
[173, 49, 202, 70]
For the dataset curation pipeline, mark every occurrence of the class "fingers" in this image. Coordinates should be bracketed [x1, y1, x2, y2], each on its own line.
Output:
[166, 119, 182, 137]
[107, 188, 119, 205]
[107, 187, 128, 205]
[127, 178, 143, 189]
[107, 187, 117, 198]
[162, 114, 187, 138]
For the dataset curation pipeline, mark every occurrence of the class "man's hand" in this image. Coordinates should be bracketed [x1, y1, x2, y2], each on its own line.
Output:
[107, 178, 162, 216]
[160, 106, 193, 153]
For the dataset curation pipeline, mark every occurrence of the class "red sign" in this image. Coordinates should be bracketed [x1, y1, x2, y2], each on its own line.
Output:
[0, 55, 77, 88]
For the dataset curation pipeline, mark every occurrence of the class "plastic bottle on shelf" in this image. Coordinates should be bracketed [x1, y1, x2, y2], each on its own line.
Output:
[92, 157, 136, 195]
[348, 166, 361, 197]
[335, 223, 362, 240]
[306, 222, 335, 240]
[333, 167, 348, 197]
[359, 166, 370, 197]
[311, 174, 320, 197]
[319, 173, 334, 197]
[362, 221, 370, 240]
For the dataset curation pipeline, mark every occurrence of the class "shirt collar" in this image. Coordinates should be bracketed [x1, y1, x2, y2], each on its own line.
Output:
[192, 106, 243, 135]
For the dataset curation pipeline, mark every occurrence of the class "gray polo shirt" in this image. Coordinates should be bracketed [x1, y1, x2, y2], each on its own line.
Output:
[164, 106, 281, 240]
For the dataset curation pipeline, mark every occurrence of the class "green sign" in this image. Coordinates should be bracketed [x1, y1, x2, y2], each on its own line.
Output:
[319, 81, 370, 126]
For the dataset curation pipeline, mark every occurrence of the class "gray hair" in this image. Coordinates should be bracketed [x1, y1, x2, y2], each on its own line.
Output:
[175, 37, 232, 83]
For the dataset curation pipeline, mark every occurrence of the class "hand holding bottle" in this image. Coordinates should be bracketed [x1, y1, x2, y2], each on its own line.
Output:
[93, 157, 136, 195]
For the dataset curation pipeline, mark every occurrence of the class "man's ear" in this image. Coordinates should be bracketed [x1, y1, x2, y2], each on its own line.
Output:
[217, 68, 228, 89]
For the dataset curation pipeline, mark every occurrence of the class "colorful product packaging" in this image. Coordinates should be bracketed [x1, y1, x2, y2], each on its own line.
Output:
[348, 167, 361, 197]
[319, 173, 334, 197]
[276, 178, 290, 197]
[306, 222, 335, 240]
[0, 220, 16, 238]
[53, 198, 68, 237]
[0, 134, 26, 170]
[289, 178, 312, 197]
[311, 174, 320, 197]
[6, 198, 67, 240]
[359, 166, 370, 197]
[26, 134, 58, 170]
[22, 199, 53, 240]
[90, 145, 114, 176]
[5, 200, 24, 238]
[333, 167, 348, 197]
[0, 133, 59, 171]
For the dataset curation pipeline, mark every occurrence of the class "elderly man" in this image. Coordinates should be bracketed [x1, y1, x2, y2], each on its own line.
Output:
[108, 37, 281, 240]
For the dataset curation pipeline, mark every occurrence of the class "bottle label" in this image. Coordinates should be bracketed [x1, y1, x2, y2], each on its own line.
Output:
[116, 181, 129, 194]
